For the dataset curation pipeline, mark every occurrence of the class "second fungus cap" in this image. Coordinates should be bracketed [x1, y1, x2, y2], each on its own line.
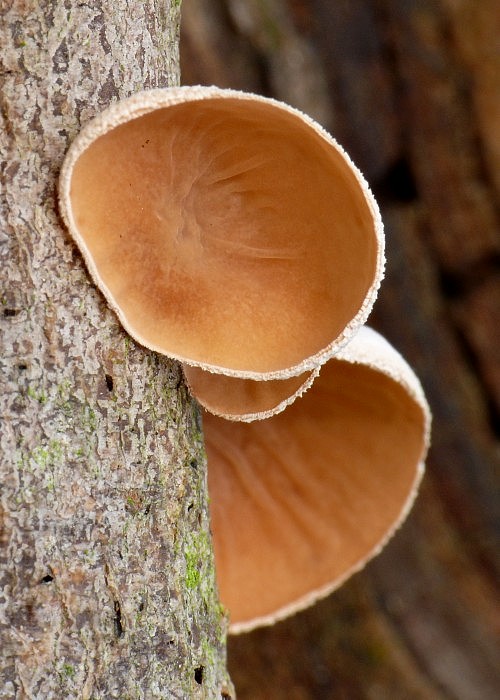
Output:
[204, 327, 431, 632]
[182, 364, 319, 421]
[59, 86, 384, 379]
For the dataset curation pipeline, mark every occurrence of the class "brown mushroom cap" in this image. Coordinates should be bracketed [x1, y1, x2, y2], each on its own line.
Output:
[59, 86, 384, 379]
[204, 327, 430, 632]
[182, 363, 319, 421]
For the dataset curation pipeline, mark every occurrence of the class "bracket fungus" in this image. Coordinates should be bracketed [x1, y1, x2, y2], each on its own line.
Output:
[59, 86, 430, 636]
[182, 364, 319, 421]
[204, 327, 431, 633]
[58, 85, 384, 380]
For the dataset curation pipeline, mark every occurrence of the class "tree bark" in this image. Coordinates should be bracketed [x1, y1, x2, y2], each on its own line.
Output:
[0, 1, 233, 697]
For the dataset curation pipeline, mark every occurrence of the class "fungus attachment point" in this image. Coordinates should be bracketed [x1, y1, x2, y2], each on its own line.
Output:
[59, 86, 384, 379]
[182, 364, 319, 421]
[203, 327, 430, 633]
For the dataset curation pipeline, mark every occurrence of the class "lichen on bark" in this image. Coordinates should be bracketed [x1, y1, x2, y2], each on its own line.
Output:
[0, 1, 233, 697]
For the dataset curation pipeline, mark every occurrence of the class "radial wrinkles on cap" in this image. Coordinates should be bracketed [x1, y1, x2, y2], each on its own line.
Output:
[204, 327, 431, 633]
[59, 86, 384, 379]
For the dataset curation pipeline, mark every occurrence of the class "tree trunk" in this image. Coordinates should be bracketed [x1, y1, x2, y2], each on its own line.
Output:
[0, 1, 233, 697]
[181, 1, 500, 698]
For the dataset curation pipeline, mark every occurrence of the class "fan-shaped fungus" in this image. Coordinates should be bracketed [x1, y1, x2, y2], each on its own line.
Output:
[59, 86, 384, 379]
[203, 327, 430, 633]
[58, 90, 430, 636]
[182, 364, 319, 421]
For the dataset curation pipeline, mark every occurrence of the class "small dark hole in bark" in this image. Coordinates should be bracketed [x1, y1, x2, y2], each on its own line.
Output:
[25, 601, 35, 621]
[40, 574, 53, 583]
[194, 666, 204, 684]
[114, 600, 125, 637]
[105, 373, 113, 391]
[18, 363, 28, 370]
[190, 459, 198, 470]
[3, 308, 18, 317]
[138, 601, 144, 612]
[188, 503, 194, 512]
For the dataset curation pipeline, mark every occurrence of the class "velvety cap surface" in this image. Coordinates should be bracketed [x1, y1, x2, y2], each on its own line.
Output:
[60, 87, 383, 378]
[183, 364, 318, 421]
[204, 327, 430, 632]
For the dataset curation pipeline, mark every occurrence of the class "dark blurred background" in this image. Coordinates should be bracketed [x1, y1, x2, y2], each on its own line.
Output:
[180, 1, 500, 698]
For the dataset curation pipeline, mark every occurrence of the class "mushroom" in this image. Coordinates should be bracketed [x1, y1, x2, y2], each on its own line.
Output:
[182, 364, 319, 421]
[203, 326, 431, 633]
[58, 86, 384, 379]
[58, 88, 429, 635]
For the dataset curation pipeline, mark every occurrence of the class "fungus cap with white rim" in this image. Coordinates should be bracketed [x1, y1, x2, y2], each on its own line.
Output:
[182, 363, 320, 421]
[203, 326, 431, 633]
[59, 86, 384, 379]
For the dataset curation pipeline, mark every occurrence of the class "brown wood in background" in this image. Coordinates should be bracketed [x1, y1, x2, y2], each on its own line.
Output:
[181, 1, 499, 698]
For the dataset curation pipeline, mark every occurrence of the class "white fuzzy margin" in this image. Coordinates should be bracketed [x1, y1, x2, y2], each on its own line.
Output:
[229, 326, 431, 633]
[58, 85, 385, 380]
[184, 366, 321, 423]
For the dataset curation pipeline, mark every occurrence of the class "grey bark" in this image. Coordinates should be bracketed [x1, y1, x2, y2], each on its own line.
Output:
[0, 1, 233, 697]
